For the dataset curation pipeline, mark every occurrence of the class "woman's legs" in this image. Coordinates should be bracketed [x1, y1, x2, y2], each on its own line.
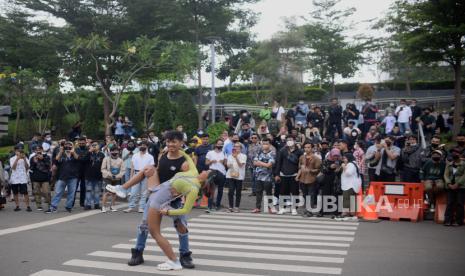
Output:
[122, 166, 160, 191]
[147, 207, 177, 261]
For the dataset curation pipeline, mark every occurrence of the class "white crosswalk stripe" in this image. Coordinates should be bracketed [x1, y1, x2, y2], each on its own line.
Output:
[30, 211, 359, 275]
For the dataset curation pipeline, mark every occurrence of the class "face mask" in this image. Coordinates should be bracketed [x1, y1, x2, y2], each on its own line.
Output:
[139, 146, 147, 152]
[280, 135, 286, 141]
[216, 146, 223, 150]
[299, 101, 304, 105]
[431, 143, 439, 148]
[458, 141, 465, 147]
[111, 152, 119, 157]
[432, 156, 441, 162]
[386, 142, 392, 147]
[286, 141, 295, 147]
[410, 143, 417, 146]
[127, 145, 135, 151]
[452, 154, 460, 160]
[80, 145, 86, 149]
[46, 137, 52, 141]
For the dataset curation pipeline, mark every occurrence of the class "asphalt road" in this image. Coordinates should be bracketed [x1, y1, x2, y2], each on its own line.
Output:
[1, 191, 464, 276]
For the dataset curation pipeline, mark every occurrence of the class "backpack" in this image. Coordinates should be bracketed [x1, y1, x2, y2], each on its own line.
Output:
[268, 119, 280, 136]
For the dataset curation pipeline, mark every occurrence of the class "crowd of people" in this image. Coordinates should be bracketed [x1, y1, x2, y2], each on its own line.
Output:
[0, 97, 465, 227]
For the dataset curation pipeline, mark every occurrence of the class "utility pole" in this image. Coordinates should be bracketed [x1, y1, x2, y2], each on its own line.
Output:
[210, 43, 216, 124]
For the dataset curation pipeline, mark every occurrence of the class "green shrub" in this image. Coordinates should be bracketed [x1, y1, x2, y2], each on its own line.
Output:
[206, 122, 229, 142]
[217, 87, 327, 105]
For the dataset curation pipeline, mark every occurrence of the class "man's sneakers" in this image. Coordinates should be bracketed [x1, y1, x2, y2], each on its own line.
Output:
[138, 208, 144, 213]
[37, 207, 43, 212]
[106, 185, 127, 198]
[65, 207, 72, 213]
[45, 207, 57, 214]
[157, 260, 183, 271]
[291, 208, 298, 216]
[180, 251, 195, 269]
[128, 248, 144, 266]
[123, 208, 135, 213]
[14, 206, 21, 211]
[101, 206, 107, 213]
[26, 206, 32, 212]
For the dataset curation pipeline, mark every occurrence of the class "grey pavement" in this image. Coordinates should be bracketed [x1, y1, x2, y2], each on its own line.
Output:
[1, 189, 464, 276]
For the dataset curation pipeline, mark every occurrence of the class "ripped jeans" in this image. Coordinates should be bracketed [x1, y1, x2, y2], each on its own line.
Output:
[134, 198, 190, 255]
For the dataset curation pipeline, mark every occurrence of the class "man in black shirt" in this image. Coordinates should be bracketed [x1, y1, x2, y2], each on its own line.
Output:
[274, 136, 303, 215]
[327, 98, 343, 139]
[194, 134, 211, 173]
[127, 131, 195, 269]
[47, 141, 80, 213]
[74, 137, 89, 207]
[83, 142, 106, 210]
[30, 145, 51, 211]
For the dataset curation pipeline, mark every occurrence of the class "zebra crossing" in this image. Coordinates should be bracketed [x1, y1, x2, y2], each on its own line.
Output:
[30, 211, 359, 276]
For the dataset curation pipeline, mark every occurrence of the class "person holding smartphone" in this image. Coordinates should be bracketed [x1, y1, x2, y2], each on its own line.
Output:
[9, 145, 31, 212]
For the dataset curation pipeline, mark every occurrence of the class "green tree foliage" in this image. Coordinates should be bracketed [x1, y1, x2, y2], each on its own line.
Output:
[48, 93, 66, 138]
[300, 0, 371, 97]
[82, 94, 103, 139]
[173, 92, 198, 136]
[122, 94, 143, 134]
[152, 90, 174, 135]
[383, 0, 465, 137]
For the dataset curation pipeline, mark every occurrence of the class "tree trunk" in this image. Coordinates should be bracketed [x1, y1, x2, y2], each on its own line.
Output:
[14, 100, 20, 142]
[405, 66, 412, 96]
[331, 75, 336, 98]
[452, 62, 463, 139]
[102, 88, 112, 136]
[197, 62, 203, 129]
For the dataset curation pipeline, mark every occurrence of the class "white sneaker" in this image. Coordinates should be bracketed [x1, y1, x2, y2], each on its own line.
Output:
[277, 208, 287, 215]
[157, 260, 183, 271]
[101, 206, 107, 213]
[291, 208, 298, 216]
[123, 208, 134, 213]
[138, 208, 144, 213]
[110, 207, 118, 212]
[106, 185, 127, 198]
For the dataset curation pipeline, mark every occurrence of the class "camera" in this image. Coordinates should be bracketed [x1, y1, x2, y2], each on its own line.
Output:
[64, 146, 72, 151]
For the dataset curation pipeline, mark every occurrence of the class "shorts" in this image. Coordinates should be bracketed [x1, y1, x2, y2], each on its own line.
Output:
[147, 181, 188, 228]
[148, 181, 176, 210]
[11, 184, 28, 195]
[104, 178, 121, 186]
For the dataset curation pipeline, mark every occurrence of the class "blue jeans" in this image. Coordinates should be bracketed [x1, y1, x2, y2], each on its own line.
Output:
[398, 122, 410, 134]
[135, 197, 190, 255]
[128, 177, 148, 210]
[85, 180, 102, 207]
[125, 167, 132, 183]
[208, 171, 226, 209]
[51, 178, 78, 209]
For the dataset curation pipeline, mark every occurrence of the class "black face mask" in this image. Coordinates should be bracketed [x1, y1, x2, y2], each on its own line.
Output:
[127, 146, 135, 151]
[432, 157, 441, 162]
[458, 141, 465, 147]
[386, 142, 392, 147]
[232, 140, 239, 143]
[431, 143, 439, 148]
[111, 152, 119, 157]
[452, 154, 460, 160]
[80, 145, 87, 150]
[139, 147, 147, 152]
[216, 146, 223, 150]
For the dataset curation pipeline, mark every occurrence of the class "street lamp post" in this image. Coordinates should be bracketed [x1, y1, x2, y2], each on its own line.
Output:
[210, 43, 216, 124]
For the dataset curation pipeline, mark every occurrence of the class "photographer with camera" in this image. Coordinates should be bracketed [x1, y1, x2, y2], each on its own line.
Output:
[9, 144, 31, 212]
[46, 141, 80, 213]
[30, 145, 52, 211]
[343, 103, 360, 127]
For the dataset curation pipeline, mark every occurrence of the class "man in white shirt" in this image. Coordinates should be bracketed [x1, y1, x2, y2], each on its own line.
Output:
[205, 139, 227, 212]
[395, 99, 412, 134]
[9, 145, 31, 212]
[125, 141, 154, 213]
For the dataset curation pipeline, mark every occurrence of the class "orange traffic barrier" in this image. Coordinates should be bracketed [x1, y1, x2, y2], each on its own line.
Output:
[356, 188, 364, 218]
[370, 182, 424, 222]
[361, 185, 379, 221]
[200, 195, 209, 208]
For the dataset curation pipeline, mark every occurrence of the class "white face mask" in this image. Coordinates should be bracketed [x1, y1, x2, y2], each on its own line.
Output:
[286, 140, 295, 147]
[280, 135, 286, 141]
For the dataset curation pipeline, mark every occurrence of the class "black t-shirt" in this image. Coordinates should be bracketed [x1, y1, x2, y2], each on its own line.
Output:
[328, 105, 343, 123]
[30, 155, 51, 182]
[84, 152, 106, 180]
[158, 154, 186, 183]
[57, 155, 80, 180]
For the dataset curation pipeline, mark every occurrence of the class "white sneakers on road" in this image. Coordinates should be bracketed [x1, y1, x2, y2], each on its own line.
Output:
[157, 260, 182, 271]
[105, 185, 127, 198]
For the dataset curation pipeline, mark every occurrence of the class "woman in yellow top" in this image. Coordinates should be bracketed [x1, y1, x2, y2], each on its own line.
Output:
[107, 151, 209, 270]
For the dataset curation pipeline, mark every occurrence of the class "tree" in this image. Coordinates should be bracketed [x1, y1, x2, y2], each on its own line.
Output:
[17, 0, 197, 136]
[48, 93, 65, 138]
[300, 0, 370, 97]
[384, 0, 465, 138]
[152, 90, 174, 135]
[82, 94, 103, 139]
[174, 91, 198, 136]
[122, 94, 143, 134]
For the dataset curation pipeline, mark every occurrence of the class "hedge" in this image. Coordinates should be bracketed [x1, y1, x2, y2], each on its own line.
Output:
[217, 87, 327, 105]
[321, 80, 464, 92]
